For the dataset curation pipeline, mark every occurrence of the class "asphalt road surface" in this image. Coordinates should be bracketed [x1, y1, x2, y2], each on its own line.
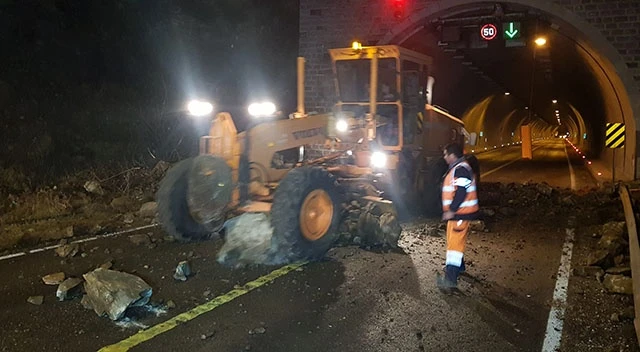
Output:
[0, 139, 634, 352]
[476, 139, 598, 190]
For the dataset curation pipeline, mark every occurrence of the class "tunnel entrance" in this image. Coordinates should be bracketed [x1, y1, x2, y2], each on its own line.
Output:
[378, 1, 639, 180]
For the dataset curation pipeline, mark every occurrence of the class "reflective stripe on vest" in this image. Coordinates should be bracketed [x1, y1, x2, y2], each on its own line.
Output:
[442, 161, 479, 214]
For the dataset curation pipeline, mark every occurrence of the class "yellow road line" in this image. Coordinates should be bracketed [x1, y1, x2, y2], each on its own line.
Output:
[99, 262, 307, 352]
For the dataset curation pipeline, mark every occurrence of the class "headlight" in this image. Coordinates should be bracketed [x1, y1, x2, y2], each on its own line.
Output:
[248, 102, 276, 118]
[187, 100, 213, 116]
[370, 151, 387, 168]
[336, 119, 349, 133]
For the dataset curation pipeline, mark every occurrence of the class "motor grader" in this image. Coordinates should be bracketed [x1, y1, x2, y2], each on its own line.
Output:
[156, 43, 475, 261]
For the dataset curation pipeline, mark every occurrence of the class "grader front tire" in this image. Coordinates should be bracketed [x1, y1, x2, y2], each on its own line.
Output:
[270, 167, 342, 261]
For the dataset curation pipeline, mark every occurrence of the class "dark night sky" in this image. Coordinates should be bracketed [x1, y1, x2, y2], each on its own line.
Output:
[0, 0, 300, 175]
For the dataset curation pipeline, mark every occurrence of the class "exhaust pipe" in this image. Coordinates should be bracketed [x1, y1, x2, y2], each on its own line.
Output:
[295, 57, 306, 118]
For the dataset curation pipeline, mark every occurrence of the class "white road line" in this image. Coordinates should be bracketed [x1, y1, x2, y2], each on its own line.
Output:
[563, 144, 577, 190]
[0, 223, 159, 262]
[541, 228, 575, 352]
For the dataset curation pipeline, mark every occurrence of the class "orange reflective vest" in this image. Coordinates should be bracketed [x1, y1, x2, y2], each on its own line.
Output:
[442, 160, 479, 215]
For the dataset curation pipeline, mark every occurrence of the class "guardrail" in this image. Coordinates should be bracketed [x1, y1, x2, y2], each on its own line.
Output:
[618, 185, 640, 346]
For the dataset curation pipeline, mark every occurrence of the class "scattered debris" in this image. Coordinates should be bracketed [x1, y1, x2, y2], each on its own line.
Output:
[138, 202, 157, 218]
[83, 180, 105, 196]
[572, 266, 604, 279]
[27, 296, 44, 305]
[200, 331, 216, 340]
[110, 196, 137, 213]
[173, 261, 191, 281]
[249, 326, 266, 335]
[42, 272, 66, 285]
[55, 243, 79, 258]
[603, 274, 633, 295]
[56, 277, 84, 301]
[82, 268, 153, 320]
[128, 234, 151, 246]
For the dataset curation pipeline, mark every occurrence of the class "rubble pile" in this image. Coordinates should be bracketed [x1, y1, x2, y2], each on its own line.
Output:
[576, 221, 633, 295]
[337, 199, 402, 249]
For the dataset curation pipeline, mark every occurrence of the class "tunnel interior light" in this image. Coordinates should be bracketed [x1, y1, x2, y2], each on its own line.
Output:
[352, 41, 363, 50]
[504, 92, 511, 96]
[552, 99, 558, 104]
[535, 37, 547, 46]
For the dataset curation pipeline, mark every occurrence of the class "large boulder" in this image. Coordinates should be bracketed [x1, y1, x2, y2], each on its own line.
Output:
[82, 268, 152, 320]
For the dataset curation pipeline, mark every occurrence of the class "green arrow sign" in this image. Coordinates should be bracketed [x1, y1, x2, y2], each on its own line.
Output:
[503, 22, 521, 39]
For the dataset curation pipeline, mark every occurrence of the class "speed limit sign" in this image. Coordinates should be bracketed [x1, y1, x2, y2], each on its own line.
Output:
[480, 24, 497, 40]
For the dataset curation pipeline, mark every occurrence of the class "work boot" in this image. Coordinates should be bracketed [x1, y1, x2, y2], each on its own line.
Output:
[435, 272, 458, 294]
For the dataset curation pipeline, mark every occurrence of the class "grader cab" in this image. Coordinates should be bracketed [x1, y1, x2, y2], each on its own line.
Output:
[156, 43, 473, 261]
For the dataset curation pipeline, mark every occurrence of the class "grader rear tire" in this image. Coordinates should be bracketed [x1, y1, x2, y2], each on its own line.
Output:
[270, 167, 341, 261]
[156, 156, 232, 241]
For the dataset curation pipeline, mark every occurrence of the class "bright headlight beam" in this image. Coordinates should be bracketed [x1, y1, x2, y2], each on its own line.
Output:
[187, 100, 213, 116]
[370, 151, 387, 168]
[336, 119, 349, 133]
[248, 102, 277, 117]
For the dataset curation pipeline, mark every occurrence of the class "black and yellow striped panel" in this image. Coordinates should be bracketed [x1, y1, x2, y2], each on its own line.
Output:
[605, 123, 625, 148]
[417, 112, 424, 134]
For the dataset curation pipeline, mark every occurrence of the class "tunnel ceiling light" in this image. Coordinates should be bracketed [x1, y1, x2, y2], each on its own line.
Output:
[505, 92, 510, 95]
[552, 99, 558, 104]
[535, 37, 547, 46]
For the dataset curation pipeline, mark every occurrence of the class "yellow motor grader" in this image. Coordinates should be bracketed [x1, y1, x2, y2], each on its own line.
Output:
[156, 43, 475, 260]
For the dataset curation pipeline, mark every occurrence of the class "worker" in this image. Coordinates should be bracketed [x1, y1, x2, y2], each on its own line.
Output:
[437, 143, 479, 291]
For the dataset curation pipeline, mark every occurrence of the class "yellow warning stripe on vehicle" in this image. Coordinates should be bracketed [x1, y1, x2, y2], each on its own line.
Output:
[99, 262, 307, 352]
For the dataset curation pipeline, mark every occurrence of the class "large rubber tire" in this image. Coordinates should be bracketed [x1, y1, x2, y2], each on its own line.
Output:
[156, 156, 231, 241]
[270, 167, 342, 261]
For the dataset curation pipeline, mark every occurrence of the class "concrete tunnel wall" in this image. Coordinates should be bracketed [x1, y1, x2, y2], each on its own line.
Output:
[300, 0, 640, 180]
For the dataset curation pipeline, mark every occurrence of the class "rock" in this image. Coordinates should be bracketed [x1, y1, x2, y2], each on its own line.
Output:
[470, 220, 486, 232]
[27, 296, 44, 305]
[481, 208, 496, 217]
[84, 180, 105, 195]
[586, 250, 613, 269]
[498, 207, 516, 217]
[605, 267, 631, 276]
[56, 277, 84, 301]
[357, 200, 401, 248]
[128, 234, 151, 245]
[254, 327, 266, 334]
[560, 195, 576, 206]
[536, 183, 553, 196]
[123, 213, 135, 224]
[64, 226, 74, 238]
[573, 266, 604, 279]
[42, 272, 66, 285]
[601, 221, 626, 239]
[110, 196, 137, 213]
[138, 202, 157, 218]
[55, 243, 79, 258]
[166, 300, 176, 309]
[99, 261, 113, 270]
[82, 268, 153, 320]
[610, 313, 620, 322]
[217, 213, 275, 267]
[603, 274, 633, 295]
[173, 261, 192, 281]
[620, 306, 635, 321]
